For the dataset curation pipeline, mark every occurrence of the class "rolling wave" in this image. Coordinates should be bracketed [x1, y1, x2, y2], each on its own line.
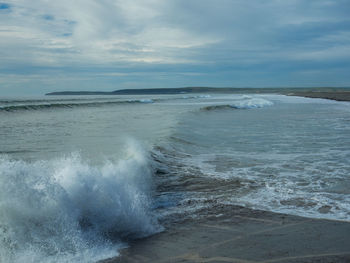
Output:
[201, 97, 274, 111]
[201, 105, 236, 111]
[0, 99, 155, 112]
[0, 98, 115, 104]
[0, 94, 215, 112]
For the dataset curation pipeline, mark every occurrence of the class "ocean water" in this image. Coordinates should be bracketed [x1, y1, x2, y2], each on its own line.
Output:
[0, 93, 349, 262]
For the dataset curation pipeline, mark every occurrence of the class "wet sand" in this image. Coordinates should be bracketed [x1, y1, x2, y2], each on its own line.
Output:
[285, 91, 350, 102]
[101, 205, 350, 263]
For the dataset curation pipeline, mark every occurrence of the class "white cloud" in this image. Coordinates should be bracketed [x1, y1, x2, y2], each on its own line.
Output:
[0, 0, 219, 67]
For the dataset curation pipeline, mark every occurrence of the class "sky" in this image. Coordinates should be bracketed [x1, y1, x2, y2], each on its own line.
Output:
[0, 0, 350, 95]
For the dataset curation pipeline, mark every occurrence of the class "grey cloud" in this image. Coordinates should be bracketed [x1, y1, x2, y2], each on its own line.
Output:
[0, 0, 349, 94]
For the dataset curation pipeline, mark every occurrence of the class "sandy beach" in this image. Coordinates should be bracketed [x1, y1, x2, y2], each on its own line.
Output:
[101, 204, 350, 263]
[285, 90, 350, 102]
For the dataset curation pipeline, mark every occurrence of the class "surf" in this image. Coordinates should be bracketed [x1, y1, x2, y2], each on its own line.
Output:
[0, 141, 161, 263]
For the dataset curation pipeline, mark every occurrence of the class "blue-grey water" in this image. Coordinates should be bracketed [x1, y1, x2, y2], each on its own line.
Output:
[0, 93, 349, 262]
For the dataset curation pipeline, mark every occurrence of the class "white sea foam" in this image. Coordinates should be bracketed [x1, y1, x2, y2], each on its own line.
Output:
[180, 151, 350, 221]
[0, 141, 160, 263]
[230, 97, 274, 109]
[182, 95, 211, 99]
[138, 99, 154, 103]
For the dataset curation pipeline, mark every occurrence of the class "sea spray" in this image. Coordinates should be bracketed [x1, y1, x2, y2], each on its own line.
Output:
[0, 141, 161, 263]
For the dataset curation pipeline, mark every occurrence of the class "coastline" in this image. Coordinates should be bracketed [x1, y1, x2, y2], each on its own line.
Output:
[45, 87, 350, 98]
[285, 91, 350, 102]
[101, 204, 350, 263]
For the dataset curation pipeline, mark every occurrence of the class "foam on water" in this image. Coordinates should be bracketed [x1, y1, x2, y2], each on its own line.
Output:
[230, 97, 274, 109]
[200, 97, 274, 111]
[179, 150, 350, 221]
[0, 141, 160, 263]
[182, 95, 211, 99]
[138, 99, 154, 103]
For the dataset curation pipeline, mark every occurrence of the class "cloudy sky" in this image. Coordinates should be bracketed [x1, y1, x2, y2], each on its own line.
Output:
[0, 0, 350, 95]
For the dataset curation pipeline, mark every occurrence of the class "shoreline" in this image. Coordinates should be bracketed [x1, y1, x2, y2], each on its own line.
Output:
[284, 91, 350, 102]
[98, 91, 350, 262]
[101, 204, 350, 263]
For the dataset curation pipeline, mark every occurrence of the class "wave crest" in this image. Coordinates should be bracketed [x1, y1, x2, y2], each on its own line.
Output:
[0, 99, 155, 112]
[0, 142, 160, 262]
[201, 97, 274, 111]
[231, 97, 274, 109]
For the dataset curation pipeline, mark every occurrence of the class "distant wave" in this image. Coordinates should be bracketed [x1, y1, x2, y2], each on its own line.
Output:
[201, 105, 236, 111]
[0, 99, 156, 112]
[0, 98, 114, 104]
[182, 94, 212, 99]
[0, 141, 161, 262]
[0, 95, 214, 112]
[231, 97, 274, 109]
[201, 97, 274, 111]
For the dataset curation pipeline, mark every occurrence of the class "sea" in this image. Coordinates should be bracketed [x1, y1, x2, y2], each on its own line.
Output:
[0, 93, 349, 262]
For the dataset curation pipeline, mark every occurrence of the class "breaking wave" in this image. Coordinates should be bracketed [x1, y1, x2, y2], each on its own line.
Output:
[0, 142, 160, 263]
[231, 97, 274, 109]
[201, 97, 274, 111]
